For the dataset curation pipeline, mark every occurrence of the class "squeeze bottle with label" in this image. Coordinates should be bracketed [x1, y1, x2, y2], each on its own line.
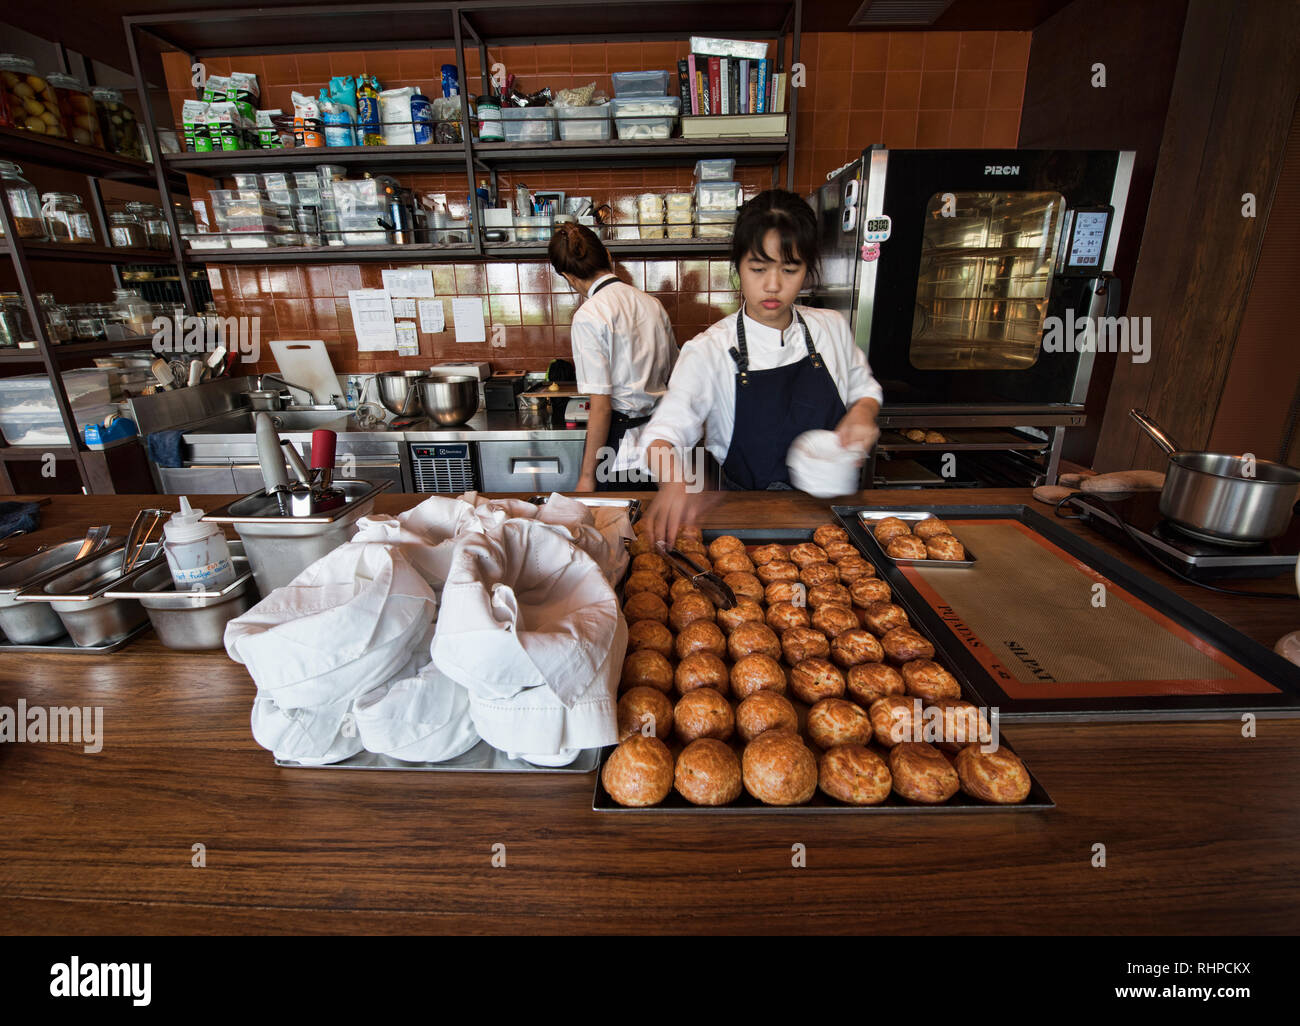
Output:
[163, 496, 236, 590]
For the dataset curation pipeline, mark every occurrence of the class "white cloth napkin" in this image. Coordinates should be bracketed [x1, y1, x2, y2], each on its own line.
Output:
[787, 429, 866, 498]
[354, 663, 480, 763]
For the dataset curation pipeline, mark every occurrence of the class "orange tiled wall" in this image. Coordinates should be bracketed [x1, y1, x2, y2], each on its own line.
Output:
[165, 31, 1028, 374]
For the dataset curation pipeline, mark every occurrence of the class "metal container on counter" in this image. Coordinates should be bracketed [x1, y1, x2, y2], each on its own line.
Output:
[0, 537, 122, 644]
[417, 374, 479, 426]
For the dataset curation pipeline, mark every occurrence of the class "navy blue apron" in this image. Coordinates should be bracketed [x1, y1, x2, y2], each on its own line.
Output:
[585, 275, 655, 491]
[721, 310, 847, 491]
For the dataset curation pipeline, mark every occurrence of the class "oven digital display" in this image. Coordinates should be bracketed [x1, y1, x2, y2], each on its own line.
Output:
[1067, 210, 1109, 267]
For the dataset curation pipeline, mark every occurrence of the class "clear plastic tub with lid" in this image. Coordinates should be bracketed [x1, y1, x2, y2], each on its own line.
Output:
[500, 106, 557, 142]
[609, 97, 679, 140]
[555, 105, 611, 141]
[611, 70, 671, 97]
[696, 209, 738, 238]
[46, 73, 103, 147]
[41, 192, 96, 244]
[694, 158, 737, 182]
[0, 161, 49, 240]
[695, 180, 741, 212]
[0, 56, 64, 138]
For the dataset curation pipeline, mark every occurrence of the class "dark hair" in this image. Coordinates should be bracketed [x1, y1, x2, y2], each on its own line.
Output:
[548, 222, 614, 280]
[731, 189, 821, 287]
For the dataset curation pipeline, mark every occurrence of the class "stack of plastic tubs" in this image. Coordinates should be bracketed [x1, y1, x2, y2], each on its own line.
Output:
[695, 176, 741, 239]
[0, 369, 113, 446]
[501, 107, 557, 142]
[609, 69, 678, 140]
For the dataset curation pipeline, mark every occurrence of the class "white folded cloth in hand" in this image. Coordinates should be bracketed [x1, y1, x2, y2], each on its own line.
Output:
[786, 429, 866, 498]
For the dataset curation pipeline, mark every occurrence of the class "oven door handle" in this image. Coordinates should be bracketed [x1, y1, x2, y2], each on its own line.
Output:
[510, 458, 561, 475]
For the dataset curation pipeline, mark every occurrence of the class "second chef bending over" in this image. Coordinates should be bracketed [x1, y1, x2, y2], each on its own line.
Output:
[549, 222, 677, 491]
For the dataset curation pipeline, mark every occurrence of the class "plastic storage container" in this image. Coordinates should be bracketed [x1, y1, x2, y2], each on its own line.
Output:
[694, 158, 736, 182]
[556, 105, 611, 141]
[514, 213, 554, 243]
[665, 192, 693, 224]
[695, 180, 741, 211]
[163, 496, 236, 590]
[609, 97, 679, 140]
[500, 106, 556, 142]
[612, 70, 671, 97]
[696, 209, 738, 238]
[0, 369, 113, 445]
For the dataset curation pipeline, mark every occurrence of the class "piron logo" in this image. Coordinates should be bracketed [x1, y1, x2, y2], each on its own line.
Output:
[49, 957, 151, 1006]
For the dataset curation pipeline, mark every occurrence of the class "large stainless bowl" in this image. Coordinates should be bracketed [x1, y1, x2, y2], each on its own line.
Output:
[374, 370, 427, 417]
[418, 374, 479, 425]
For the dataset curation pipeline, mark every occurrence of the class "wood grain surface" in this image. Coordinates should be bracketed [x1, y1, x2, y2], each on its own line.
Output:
[1, 488, 1297, 935]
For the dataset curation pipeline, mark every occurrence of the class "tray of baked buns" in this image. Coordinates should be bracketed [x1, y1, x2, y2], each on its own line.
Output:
[857, 510, 975, 568]
[595, 522, 1053, 812]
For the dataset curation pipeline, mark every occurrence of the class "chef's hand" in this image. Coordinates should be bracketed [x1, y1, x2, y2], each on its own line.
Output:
[836, 399, 881, 456]
[644, 480, 693, 548]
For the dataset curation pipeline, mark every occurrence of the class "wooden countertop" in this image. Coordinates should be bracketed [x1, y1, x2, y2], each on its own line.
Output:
[2, 488, 1298, 934]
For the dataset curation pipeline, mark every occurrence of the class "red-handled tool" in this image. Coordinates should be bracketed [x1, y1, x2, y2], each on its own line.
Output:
[310, 429, 345, 512]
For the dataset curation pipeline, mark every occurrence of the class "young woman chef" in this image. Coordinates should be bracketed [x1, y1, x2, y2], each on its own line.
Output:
[640, 189, 883, 543]
[549, 222, 678, 491]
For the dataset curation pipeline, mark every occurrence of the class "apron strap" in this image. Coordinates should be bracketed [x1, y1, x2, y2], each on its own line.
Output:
[733, 309, 822, 384]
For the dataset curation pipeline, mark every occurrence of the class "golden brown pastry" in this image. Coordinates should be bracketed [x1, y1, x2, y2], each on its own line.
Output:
[617, 686, 675, 741]
[713, 550, 756, 576]
[742, 730, 817, 806]
[735, 690, 799, 742]
[923, 430, 947, 444]
[727, 622, 782, 662]
[847, 663, 906, 705]
[674, 738, 743, 806]
[834, 556, 875, 585]
[864, 601, 910, 636]
[900, 659, 961, 701]
[625, 570, 669, 601]
[869, 695, 922, 747]
[675, 537, 708, 558]
[813, 524, 849, 549]
[707, 535, 746, 560]
[812, 604, 860, 639]
[631, 552, 671, 579]
[716, 598, 765, 634]
[602, 735, 674, 806]
[751, 543, 788, 566]
[674, 687, 734, 744]
[789, 542, 829, 568]
[781, 626, 831, 664]
[928, 698, 991, 752]
[818, 745, 892, 805]
[627, 619, 675, 659]
[623, 592, 669, 625]
[765, 581, 807, 607]
[730, 653, 787, 698]
[799, 562, 840, 588]
[881, 626, 935, 663]
[824, 540, 860, 563]
[807, 583, 853, 610]
[889, 742, 959, 803]
[722, 571, 764, 603]
[830, 627, 885, 668]
[766, 601, 812, 634]
[621, 649, 675, 693]
[674, 651, 730, 696]
[806, 698, 874, 749]
[886, 535, 929, 560]
[789, 657, 846, 703]
[676, 525, 704, 543]
[913, 517, 951, 540]
[955, 745, 1031, 804]
[872, 517, 912, 545]
[668, 592, 716, 632]
[850, 578, 892, 607]
[756, 560, 800, 584]
[903, 428, 926, 443]
[670, 577, 703, 603]
[675, 619, 726, 660]
[925, 534, 966, 561]
[626, 534, 654, 557]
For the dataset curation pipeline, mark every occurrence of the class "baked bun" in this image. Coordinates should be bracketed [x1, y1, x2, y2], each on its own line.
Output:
[735, 691, 799, 742]
[623, 592, 669, 625]
[765, 581, 806, 607]
[913, 517, 951, 540]
[900, 659, 961, 701]
[713, 550, 756, 576]
[813, 524, 849, 549]
[928, 698, 991, 752]
[812, 604, 860, 639]
[903, 429, 926, 443]
[668, 592, 716, 632]
[955, 745, 1031, 804]
[707, 535, 746, 561]
[869, 695, 922, 747]
[627, 619, 675, 659]
[625, 569, 669, 601]
[872, 517, 912, 544]
[789, 542, 829, 568]
[617, 686, 674, 741]
[675, 619, 726, 660]
[728, 622, 782, 662]
[926, 534, 966, 561]
[830, 627, 885, 667]
[602, 735, 674, 806]
[722, 571, 764, 603]
[864, 601, 910, 636]
[674, 652, 730, 696]
[631, 552, 671, 579]
[807, 583, 853, 610]
[766, 601, 811, 634]
[676, 525, 704, 543]
[756, 560, 800, 584]
[751, 543, 788, 565]
[675, 537, 708, 559]
[674, 687, 735, 744]
[674, 738, 743, 806]
[819, 745, 892, 805]
[789, 657, 846, 703]
[881, 626, 935, 663]
[670, 577, 703, 603]
[824, 540, 860, 563]
[889, 742, 960, 804]
[886, 535, 929, 560]
[742, 730, 817, 806]
[730, 654, 787, 698]
[781, 626, 831, 664]
[835, 555, 874, 584]
[806, 698, 873, 749]
[850, 578, 892, 607]
[621, 649, 675, 693]
[716, 598, 765, 633]
[799, 562, 840, 588]
[847, 662, 905, 705]
[626, 534, 654, 557]
[923, 430, 947, 444]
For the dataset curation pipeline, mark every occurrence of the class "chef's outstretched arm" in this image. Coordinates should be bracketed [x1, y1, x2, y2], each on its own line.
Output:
[836, 397, 881, 453]
[642, 439, 722, 547]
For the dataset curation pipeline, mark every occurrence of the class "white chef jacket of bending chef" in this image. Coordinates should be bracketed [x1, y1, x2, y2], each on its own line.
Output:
[640, 304, 884, 465]
[569, 273, 677, 417]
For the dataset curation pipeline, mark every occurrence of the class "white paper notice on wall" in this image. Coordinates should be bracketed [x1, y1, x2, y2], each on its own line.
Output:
[381, 268, 435, 297]
[395, 321, 419, 356]
[348, 289, 397, 351]
[451, 297, 486, 343]
[418, 299, 445, 333]
[390, 296, 417, 319]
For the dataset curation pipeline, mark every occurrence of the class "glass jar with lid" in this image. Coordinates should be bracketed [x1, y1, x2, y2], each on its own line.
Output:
[0, 293, 38, 348]
[36, 293, 72, 343]
[0, 55, 65, 138]
[92, 87, 144, 159]
[0, 161, 49, 241]
[41, 192, 96, 244]
[113, 288, 154, 338]
[127, 201, 171, 250]
[108, 210, 146, 249]
[45, 72, 103, 148]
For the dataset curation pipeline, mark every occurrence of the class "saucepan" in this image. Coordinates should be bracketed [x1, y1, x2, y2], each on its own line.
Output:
[1130, 409, 1300, 545]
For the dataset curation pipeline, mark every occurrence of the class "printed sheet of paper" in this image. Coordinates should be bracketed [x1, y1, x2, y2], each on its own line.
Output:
[390, 297, 417, 319]
[348, 289, 396, 351]
[395, 321, 419, 357]
[418, 299, 445, 333]
[451, 297, 486, 343]
[381, 268, 435, 297]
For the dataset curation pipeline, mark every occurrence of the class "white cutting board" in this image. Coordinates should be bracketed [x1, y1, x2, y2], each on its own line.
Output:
[269, 340, 339, 406]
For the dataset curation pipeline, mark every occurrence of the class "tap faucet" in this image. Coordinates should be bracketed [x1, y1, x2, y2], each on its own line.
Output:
[258, 373, 319, 405]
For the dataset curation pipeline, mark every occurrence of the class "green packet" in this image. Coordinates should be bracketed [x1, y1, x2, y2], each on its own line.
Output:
[227, 70, 261, 121]
[201, 74, 230, 104]
[256, 109, 283, 149]
[182, 99, 212, 152]
[206, 101, 244, 151]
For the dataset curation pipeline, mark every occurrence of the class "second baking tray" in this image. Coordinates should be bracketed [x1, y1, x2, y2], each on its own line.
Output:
[856, 509, 977, 568]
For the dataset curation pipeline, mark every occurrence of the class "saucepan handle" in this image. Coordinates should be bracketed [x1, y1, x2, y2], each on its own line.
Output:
[1129, 408, 1180, 456]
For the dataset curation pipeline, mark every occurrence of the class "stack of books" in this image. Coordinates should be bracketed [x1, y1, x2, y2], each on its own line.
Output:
[677, 36, 789, 138]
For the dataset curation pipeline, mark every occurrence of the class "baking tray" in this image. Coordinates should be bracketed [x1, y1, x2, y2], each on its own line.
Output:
[594, 527, 1055, 812]
[833, 503, 1300, 721]
[856, 509, 977, 568]
[0, 621, 150, 654]
[277, 740, 600, 773]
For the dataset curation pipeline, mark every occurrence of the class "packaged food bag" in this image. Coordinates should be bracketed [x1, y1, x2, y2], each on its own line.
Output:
[291, 91, 324, 148]
[182, 99, 211, 152]
[319, 90, 356, 147]
[379, 85, 417, 145]
[227, 71, 260, 120]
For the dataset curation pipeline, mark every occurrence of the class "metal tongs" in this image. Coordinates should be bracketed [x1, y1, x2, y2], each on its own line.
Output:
[657, 543, 737, 609]
[122, 508, 169, 573]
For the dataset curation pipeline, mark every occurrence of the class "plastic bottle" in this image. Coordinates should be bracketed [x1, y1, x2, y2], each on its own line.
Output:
[163, 496, 236, 590]
[356, 76, 383, 146]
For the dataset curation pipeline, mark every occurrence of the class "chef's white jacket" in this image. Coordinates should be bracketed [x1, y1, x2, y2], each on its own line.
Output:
[570, 273, 678, 417]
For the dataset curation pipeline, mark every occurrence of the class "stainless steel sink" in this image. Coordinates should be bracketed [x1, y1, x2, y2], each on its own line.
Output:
[184, 409, 360, 434]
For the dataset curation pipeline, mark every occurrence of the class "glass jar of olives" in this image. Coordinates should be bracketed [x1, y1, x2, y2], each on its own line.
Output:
[92, 87, 144, 160]
[46, 73, 104, 148]
[0, 55, 66, 138]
